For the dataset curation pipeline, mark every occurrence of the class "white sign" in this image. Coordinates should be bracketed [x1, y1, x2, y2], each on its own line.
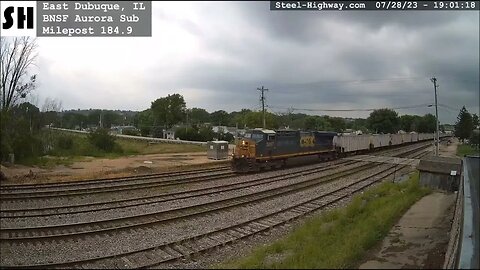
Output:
[450, 170, 457, 176]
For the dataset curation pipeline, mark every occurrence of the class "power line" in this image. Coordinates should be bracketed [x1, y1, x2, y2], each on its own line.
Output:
[267, 103, 432, 112]
[287, 76, 428, 86]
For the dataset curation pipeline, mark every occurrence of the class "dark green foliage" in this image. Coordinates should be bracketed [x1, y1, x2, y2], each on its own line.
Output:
[243, 111, 279, 129]
[455, 106, 473, 141]
[151, 126, 164, 138]
[151, 94, 186, 128]
[470, 130, 479, 146]
[122, 128, 139, 136]
[216, 132, 234, 142]
[367, 108, 400, 134]
[87, 128, 118, 152]
[188, 108, 210, 124]
[210, 110, 230, 126]
[134, 109, 154, 136]
[304, 116, 317, 131]
[417, 114, 436, 133]
[61, 112, 88, 129]
[472, 113, 479, 128]
[56, 135, 74, 150]
[400, 115, 419, 132]
[174, 126, 231, 142]
[0, 103, 43, 162]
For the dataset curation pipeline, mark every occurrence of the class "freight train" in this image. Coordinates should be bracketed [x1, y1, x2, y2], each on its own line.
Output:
[232, 128, 447, 172]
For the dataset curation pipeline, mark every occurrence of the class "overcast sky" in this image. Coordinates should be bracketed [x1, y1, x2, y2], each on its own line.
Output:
[32, 1, 479, 124]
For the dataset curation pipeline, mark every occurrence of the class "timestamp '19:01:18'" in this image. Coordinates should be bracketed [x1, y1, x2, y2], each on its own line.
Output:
[434, 1, 476, 8]
[100, 26, 133, 35]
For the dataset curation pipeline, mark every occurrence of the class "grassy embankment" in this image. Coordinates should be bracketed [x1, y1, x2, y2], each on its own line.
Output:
[220, 172, 430, 269]
[21, 132, 206, 168]
[456, 144, 480, 157]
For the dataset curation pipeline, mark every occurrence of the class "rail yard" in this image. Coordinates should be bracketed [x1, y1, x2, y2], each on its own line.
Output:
[0, 137, 438, 268]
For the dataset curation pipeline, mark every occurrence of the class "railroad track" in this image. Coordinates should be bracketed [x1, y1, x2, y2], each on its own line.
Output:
[0, 160, 359, 217]
[0, 165, 231, 193]
[0, 142, 430, 214]
[0, 143, 429, 221]
[0, 169, 236, 200]
[0, 147, 431, 269]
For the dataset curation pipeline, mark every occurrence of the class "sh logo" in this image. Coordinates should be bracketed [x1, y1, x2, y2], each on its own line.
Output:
[1, 1, 36, 36]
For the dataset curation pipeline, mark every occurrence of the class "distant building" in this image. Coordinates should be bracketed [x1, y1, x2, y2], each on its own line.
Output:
[163, 129, 175, 140]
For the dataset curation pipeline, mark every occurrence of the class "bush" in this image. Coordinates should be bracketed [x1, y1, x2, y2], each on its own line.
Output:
[87, 128, 117, 152]
[57, 135, 74, 150]
[122, 128, 140, 136]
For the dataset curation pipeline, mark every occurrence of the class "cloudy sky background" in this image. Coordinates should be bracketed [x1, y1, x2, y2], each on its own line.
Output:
[32, 1, 479, 124]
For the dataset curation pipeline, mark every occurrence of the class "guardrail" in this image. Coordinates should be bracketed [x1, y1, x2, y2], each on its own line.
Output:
[50, 128, 208, 146]
[443, 155, 479, 269]
[458, 156, 479, 269]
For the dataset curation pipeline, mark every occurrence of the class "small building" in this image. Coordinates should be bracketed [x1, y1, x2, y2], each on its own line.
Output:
[417, 156, 462, 192]
[207, 141, 229, 160]
[163, 129, 175, 140]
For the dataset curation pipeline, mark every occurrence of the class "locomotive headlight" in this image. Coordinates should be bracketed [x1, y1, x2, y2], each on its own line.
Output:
[242, 140, 246, 145]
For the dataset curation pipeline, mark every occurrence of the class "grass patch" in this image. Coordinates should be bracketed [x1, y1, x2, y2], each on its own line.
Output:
[456, 144, 480, 157]
[219, 172, 430, 269]
[116, 139, 206, 155]
[17, 131, 207, 168]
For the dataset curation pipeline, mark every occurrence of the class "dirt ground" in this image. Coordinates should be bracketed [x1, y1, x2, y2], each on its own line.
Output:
[438, 137, 459, 158]
[0, 151, 231, 185]
[357, 137, 460, 269]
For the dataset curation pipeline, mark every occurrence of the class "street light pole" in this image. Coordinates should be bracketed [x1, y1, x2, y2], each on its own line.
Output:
[431, 77, 439, 156]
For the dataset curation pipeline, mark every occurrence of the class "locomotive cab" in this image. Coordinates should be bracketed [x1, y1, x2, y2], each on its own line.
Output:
[232, 129, 271, 172]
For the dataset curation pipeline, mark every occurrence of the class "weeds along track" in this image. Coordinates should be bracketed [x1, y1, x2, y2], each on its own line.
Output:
[0, 143, 429, 218]
[0, 146, 431, 268]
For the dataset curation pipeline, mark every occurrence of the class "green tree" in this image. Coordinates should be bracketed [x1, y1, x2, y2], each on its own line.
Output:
[454, 106, 473, 142]
[151, 94, 186, 128]
[304, 116, 317, 131]
[346, 118, 368, 133]
[472, 113, 479, 128]
[417, 114, 436, 133]
[367, 108, 400, 134]
[87, 128, 118, 152]
[210, 110, 230, 126]
[87, 110, 101, 127]
[188, 107, 210, 124]
[0, 103, 43, 161]
[244, 111, 278, 129]
[229, 109, 252, 127]
[61, 112, 87, 129]
[102, 111, 122, 128]
[1, 37, 39, 162]
[328, 117, 346, 132]
[134, 109, 154, 136]
[400, 115, 417, 132]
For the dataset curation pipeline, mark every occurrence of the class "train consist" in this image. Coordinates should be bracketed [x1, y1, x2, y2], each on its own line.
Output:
[232, 128, 447, 172]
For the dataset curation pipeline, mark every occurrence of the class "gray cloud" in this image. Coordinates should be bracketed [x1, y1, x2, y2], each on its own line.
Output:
[34, 2, 479, 124]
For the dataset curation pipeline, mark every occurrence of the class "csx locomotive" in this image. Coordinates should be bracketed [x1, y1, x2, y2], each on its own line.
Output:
[232, 128, 445, 172]
[232, 129, 338, 172]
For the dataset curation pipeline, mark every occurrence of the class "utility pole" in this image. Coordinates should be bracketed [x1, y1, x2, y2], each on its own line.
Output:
[257, 86, 268, 129]
[431, 77, 439, 156]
